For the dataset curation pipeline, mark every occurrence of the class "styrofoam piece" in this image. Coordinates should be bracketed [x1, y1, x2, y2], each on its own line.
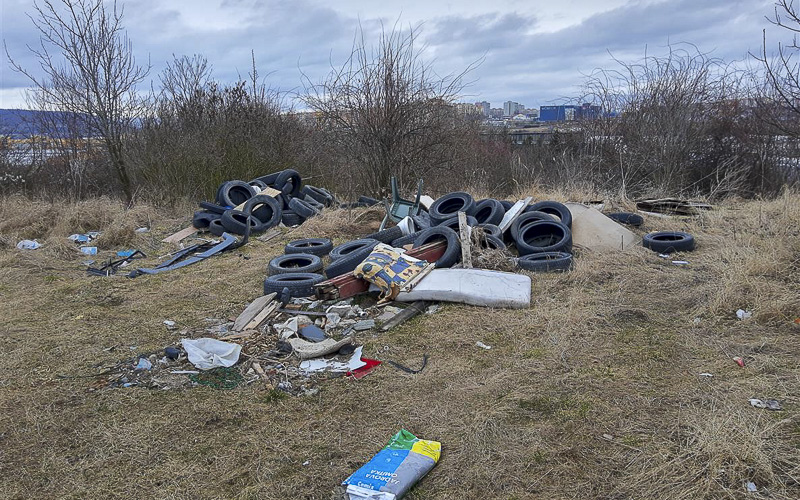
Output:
[395, 269, 531, 308]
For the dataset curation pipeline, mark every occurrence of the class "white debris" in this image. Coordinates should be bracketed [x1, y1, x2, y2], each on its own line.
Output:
[475, 341, 492, 350]
[736, 309, 752, 320]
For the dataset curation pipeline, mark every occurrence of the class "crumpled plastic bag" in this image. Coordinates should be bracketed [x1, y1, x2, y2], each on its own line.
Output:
[181, 338, 241, 370]
[16, 239, 41, 250]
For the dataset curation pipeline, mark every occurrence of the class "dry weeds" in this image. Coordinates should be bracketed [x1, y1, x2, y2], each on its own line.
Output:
[0, 192, 799, 499]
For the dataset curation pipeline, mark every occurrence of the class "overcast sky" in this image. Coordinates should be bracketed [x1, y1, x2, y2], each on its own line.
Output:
[0, 0, 787, 110]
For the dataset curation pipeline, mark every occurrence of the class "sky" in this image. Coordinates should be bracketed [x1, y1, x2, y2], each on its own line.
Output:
[0, 0, 788, 111]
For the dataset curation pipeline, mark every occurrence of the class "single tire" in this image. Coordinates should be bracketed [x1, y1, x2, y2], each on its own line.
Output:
[391, 232, 420, 248]
[325, 239, 380, 278]
[268, 253, 323, 276]
[208, 218, 226, 237]
[437, 214, 478, 233]
[529, 201, 573, 228]
[412, 226, 461, 268]
[254, 172, 281, 186]
[473, 199, 505, 225]
[263, 272, 324, 298]
[285, 238, 333, 257]
[607, 212, 644, 227]
[478, 234, 507, 251]
[274, 169, 302, 197]
[410, 213, 432, 231]
[289, 198, 318, 218]
[516, 220, 572, 256]
[499, 200, 514, 211]
[518, 252, 573, 272]
[192, 211, 219, 229]
[364, 226, 404, 244]
[304, 185, 334, 207]
[303, 195, 325, 211]
[242, 195, 282, 229]
[218, 180, 255, 207]
[329, 238, 380, 261]
[358, 195, 380, 206]
[642, 231, 695, 253]
[476, 223, 502, 239]
[199, 201, 227, 215]
[221, 209, 262, 235]
[429, 192, 476, 224]
[281, 211, 304, 227]
[510, 211, 558, 242]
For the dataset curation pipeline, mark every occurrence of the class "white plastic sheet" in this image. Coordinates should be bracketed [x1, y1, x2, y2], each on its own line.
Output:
[299, 346, 366, 373]
[181, 338, 241, 370]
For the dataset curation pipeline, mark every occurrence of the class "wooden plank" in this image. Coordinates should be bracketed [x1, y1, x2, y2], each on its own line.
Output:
[498, 196, 533, 233]
[232, 293, 276, 332]
[381, 300, 429, 332]
[251, 362, 272, 387]
[234, 187, 282, 211]
[256, 228, 282, 243]
[162, 225, 198, 245]
[458, 212, 472, 268]
[244, 301, 279, 330]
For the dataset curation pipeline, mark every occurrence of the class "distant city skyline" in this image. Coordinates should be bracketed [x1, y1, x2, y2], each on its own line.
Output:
[0, 0, 784, 110]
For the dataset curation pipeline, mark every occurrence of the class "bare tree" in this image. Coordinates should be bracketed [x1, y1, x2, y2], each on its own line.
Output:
[6, 0, 149, 201]
[300, 23, 479, 195]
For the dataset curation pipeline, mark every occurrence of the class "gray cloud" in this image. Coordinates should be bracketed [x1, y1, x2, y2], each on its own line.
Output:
[0, 0, 788, 109]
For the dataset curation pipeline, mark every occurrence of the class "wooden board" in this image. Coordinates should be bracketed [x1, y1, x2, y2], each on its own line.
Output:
[162, 225, 198, 245]
[458, 212, 472, 268]
[244, 301, 279, 330]
[234, 186, 281, 211]
[232, 293, 276, 332]
[498, 196, 533, 233]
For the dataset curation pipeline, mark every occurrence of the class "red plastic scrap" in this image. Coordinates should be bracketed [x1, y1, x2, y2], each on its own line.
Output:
[733, 356, 745, 367]
[347, 358, 382, 379]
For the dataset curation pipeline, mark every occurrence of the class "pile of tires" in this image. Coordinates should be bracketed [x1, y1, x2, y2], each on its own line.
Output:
[191, 169, 336, 236]
[263, 237, 334, 299]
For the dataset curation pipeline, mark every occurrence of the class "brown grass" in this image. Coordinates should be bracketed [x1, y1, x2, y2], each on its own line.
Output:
[1, 192, 799, 499]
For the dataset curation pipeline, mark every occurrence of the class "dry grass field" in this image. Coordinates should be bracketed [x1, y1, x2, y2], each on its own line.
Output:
[1, 192, 799, 499]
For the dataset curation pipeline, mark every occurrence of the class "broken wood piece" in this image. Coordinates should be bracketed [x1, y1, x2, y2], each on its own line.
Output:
[233, 187, 282, 211]
[401, 263, 435, 293]
[498, 196, 533, 233]
[256, 228, 282, 243]
[162, 225, 198, 245]
[233, 293, 277, 332]
[458, 212, 472, 268]
[245, 302, 279, 330]
[381, 300, 430, 332]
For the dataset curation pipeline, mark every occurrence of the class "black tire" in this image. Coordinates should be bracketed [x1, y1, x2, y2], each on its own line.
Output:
[329, 238, 380, 261]
[642, 231, 695, 253]
[192, 211, 219, 229]
[274, 169, 302, 197]
[249, 179, 268, 192]
[199, 201, 227, 215]
[478, 234, 507, 251]
[473, 199, 505, 225]
[254, 172, 281, 186]
[325, 239, 380, 278]
[429, 192, 476, 224]
[221, 209, 262, 235]
[218, 180, 255, 207]
[281, 211, 304, 227]
[412, 226, 461, 268]
[436, 214, 478, 233]
[499, 200, 514, 211]
[391, 232, 420, 248]
[529, 201, 573, 228]
[510, 211, 558, 242]
[518, 252, 573, 272]
[208, 218, 226, 237]
[289, 198, 318, 218]
[242, 195, 282, 229]
[410, 213, 432, 231]
[263, 272, 324, 298]
[364, 226, 404, 244]
[607, 212, 644, 227]
[285, 238, 333, 257]
[268, 253, 323, 276]
[515, 220, 572, 256]
[358, 195, 380, 206]
[303, 195, 325, 212]
[304, 185, 334, 207]
[476, 223, 502, 239]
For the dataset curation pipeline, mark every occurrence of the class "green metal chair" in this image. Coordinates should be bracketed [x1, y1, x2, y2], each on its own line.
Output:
[379, 176, 423, 230]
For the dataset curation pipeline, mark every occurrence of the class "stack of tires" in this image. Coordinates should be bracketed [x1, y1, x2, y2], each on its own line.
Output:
[511, 201, 573, 273]
[191, 169, 336, 237]
[263, 238, 333, 299]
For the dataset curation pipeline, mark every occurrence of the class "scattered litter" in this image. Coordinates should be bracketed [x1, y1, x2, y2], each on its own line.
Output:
[736, 309, 752, 320]
[749, 398, 782, 411]
[426, 304, 440, 314]
[163, 320, 177, 329]
[602, 433, 614, 440]
[733, 357, 745, 367]
[116, 249, 137, 258]
[16, 239, 41, 250]
[302, 460, 310, 466]
[289, 336, 354, 360]
[181, 338, 242, 370]
[353, 319, 376, 331]
[699, 373, 713, 378]
[87, 250, 146, 276]
[275, 316, 313, 340]
[135, 227, 150, 233]
[658, 253, 670, 259]
[325, 312, 341, 329]
[298, 324, 327, 343]
[384, 355, 428, 374]
[475, 341, 492, 350]
[80, 246, 98, 255]
[672, 260, 689, 265]
[347, 357, 382, 379]
[745, 481, 757, 492]
[342, 429, 441, 500]
[169, 370, 199, 374]
[300, 345, 366, 373]
[134, 358, 152, 371]
[693, 317, 701, 325]
[164, 347, 180, 360]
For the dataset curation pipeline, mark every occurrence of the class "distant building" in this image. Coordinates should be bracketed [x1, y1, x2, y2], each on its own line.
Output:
[503, 101, 524, 117]
[474, 101, 491, 116]
[489, 108, 504, 119]
[539, 103, 602, 122]
[454, 102, 482, 117]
